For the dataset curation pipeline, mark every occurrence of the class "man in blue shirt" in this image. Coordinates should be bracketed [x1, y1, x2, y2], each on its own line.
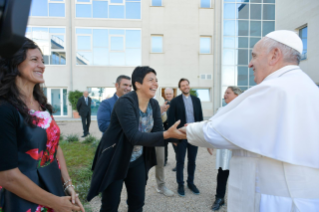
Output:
[97, 75, 132, 133]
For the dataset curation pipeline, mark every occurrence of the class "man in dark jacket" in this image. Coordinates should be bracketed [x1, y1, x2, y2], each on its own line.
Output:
[97, 75, 131, 133]
[168, 78, 203, 197]
[77, 91, 91, 137]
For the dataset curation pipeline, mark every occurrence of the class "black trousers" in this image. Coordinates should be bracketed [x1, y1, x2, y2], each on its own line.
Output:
[176, 139, 198, 185]
[81, 112, 91, 135]
[100, 156, 146, 212]
[216, 167, 229, 199]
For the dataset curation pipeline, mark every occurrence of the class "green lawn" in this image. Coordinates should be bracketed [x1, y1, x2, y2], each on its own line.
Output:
[60, 140, 98, 209]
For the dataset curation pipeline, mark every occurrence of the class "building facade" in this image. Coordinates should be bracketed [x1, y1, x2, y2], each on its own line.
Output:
[27, 0, 215, 118]
[27, 0, 319, 118]
[275, 0, 319, 85]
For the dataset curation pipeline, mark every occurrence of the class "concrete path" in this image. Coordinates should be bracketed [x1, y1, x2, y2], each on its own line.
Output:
[57, 120, 228, 212]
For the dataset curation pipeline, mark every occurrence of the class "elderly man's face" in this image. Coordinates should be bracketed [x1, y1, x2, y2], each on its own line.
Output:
[83, 91, 89, 97]
[164, 89, 173, 101]
[248, 39, 272, 84]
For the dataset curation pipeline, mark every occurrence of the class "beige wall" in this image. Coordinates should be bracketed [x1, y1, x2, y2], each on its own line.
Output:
[276, 0, 319, 84]
[28, 0, 215, 117]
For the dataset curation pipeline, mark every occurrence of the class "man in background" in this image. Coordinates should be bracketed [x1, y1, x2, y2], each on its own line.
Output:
[77, 91, 92, 137]
[163, 88, 177, 170]
[168, 79, 203, 197]
[97, 75, 131, 133]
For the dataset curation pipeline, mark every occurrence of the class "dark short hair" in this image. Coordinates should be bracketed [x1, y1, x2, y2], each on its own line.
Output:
[116, 75, 131, 84]
[178, 78, 190, 88]
[131, 66, 157, 91]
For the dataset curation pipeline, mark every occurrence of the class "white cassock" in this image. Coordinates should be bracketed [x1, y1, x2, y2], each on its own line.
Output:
[187, 65, 319, 212]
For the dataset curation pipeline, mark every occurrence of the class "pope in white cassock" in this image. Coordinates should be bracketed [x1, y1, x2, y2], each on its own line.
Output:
[179, 30, 319, 212]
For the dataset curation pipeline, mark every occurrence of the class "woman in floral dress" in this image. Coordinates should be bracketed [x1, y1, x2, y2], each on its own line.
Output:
[0, 38, 84, 212]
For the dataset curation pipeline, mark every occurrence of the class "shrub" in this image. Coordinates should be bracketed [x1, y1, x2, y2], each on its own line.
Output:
[65, 134, 79, 143]
[59, 133, 64, 141]
[68, 90, 83, 111]
[83, 135, 97, 144]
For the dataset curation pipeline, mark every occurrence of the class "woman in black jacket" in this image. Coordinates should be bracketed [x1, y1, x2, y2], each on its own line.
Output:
[87, 66, 185, 212]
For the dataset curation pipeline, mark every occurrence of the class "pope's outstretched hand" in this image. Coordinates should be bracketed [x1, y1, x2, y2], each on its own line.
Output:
[178, 126, 187, 135]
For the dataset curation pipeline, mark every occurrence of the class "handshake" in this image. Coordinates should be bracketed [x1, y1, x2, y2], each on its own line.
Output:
[163, 120, 188, 141]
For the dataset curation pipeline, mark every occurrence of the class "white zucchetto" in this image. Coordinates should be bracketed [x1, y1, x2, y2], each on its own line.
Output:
[265, 30, 303, 54]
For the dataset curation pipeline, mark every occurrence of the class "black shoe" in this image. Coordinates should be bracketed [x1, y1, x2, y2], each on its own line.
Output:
[187, 183, 200, 195]
[81, 134, 87, 138]
[87, 132, 90, 135]
[211, 197, 225, 211]
[177, 185, 185, 197]
[172, 167, 176, 172]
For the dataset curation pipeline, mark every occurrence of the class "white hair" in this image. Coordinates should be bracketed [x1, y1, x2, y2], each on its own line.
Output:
[262, 37, 301, 65]
[164, 87, 173, 94]
[228, 86, 242, 95]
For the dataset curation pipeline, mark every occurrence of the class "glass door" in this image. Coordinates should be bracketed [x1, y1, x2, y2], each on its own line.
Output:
[46, 88, 68, 116]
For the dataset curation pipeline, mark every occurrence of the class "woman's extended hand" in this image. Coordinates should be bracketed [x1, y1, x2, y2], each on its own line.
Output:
[52, 196, 82, 212]
[164, 120, 187, 140]
[66, 186, 85, 212]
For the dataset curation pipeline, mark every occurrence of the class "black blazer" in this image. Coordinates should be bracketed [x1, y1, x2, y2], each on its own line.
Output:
[87, 91, 167, 201]
[168, 94, 203, 135]
[76, 96, 91, 116]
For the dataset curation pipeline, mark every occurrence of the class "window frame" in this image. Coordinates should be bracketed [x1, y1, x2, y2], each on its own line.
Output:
[30, 0, 66, 18]
[75, 27, 142, 67]
[150, 35, 164, 54]
[199, 36, 212, 54]
[299, 25, 308, 61]
[200, 0, 212, 9]
[48, 0, 66, 3]
[27, 26, 67, 66]
[151, 0, 163, 7]
[109, 0, 125, 6]
[46, 87, 69, 117]
[76, 0, 92, 4]
[75, 0, 141, 19]
[76, 34, 93, 52]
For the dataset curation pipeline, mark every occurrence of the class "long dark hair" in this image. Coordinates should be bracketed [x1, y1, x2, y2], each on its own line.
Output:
[0, 37, 53, 126]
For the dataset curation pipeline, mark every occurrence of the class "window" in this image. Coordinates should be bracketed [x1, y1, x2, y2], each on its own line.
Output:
[190, 89, 210, 102]
[45, 88, 68, 116]
[88, 87, 117, 115]
[26, 27, 66, 65]
[151, 0, 162, 7]
[200, 0, 211, 8]
[151, 35, 163, 53]
[30, 0, 65, 17]
[299, 26, 307, 60]
[222, 0, 275, 100]
[200, 36, 211, 54]
[76, 28, 141, 66]
[76, 0, 141, 19]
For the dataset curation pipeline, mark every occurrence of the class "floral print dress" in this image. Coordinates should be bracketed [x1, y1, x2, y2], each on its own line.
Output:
[0, 110, 64, 212]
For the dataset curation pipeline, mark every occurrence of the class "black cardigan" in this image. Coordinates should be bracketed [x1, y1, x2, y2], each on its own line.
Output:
[87, 91, 167, 201]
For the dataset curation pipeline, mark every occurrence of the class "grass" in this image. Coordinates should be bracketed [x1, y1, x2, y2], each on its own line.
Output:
[60, 139, 97, 206]
[83, 135, 98, 144]
[65, 134, 79, 143]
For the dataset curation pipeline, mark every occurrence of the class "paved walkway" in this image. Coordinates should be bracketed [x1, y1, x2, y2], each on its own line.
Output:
[57, 120, 228, 212]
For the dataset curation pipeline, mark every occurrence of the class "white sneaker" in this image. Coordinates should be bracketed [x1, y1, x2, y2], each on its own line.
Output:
[156, 186, 174, 197]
